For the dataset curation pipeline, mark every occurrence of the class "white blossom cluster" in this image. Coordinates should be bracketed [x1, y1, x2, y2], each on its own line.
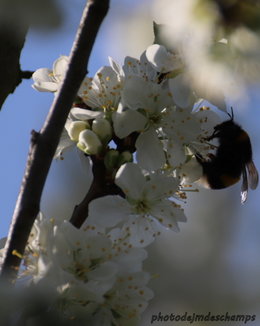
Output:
[152, 0, 260, 103]
[1, 44, 225, 325]
[23, 213, 153, 326]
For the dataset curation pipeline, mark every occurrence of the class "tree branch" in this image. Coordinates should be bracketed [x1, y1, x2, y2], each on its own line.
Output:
[0, 0, 110, 283]
[70, 156, 124, 228]
[70, 156, 107, 228]
[69, 132, 138, 228]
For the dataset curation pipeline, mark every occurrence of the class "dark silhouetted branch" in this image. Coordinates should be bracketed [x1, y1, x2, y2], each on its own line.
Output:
[20, 70, 34, 79]
[0, 21, 28, 110]
[70, 155, 124, 228]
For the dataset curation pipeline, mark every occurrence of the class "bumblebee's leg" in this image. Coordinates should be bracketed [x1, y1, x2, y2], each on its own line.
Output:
[205, 130, 219, 141]
[195, 153, 204, 163]
[195, 153, 215, 163]
[207, 153, 216, 160]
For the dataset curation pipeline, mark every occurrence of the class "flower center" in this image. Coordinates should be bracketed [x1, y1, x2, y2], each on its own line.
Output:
[135, 200, 150, 214]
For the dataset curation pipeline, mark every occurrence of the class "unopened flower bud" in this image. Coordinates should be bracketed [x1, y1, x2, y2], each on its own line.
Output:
[118, 151, 133, 166]
[92, 118, 112, 143]
[104, 149, 120, 171]
[66, 121, 90, 141]
[77, 129, 102, 155]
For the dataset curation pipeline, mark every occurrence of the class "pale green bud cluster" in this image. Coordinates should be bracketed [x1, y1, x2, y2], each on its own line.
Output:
[77, 129, 102, 155]
[92, 118, 112, 143]
[67, 121, 90, 141]
[66, 117, 113, 155]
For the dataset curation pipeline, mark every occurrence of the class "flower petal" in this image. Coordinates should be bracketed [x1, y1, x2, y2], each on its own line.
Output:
[108, 56, 124, 79]
[80, 65, 122, 109]
[88, 261, 118, 281]
[88, 195, 131, 227]
[70, 107, 104, 120]
[121, 76, 149, 109]
[32, 67, 59, 92]
[53, 56, 69, 81]
[121, 75, 172, 114]
[54, 129, 74, 159]
[136, 128, 165, 171]
[145, 173, 179, 201]
[122, 216, 160, 247]
[168, 73, 195, 109]
[32, 67, 53, 81]
[115, 163, 146, 200]
[32, 81, 59, 92]
[179, 156, 203, 184]
[145, 44, 182, 73]
[112, 107, 147, 138]
[150, 199, 186, 231]
[166, 138, 186, 167]
[113, 248, 147, 274]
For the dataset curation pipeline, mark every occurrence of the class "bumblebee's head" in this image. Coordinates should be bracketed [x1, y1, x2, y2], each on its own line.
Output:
[211, 107, 242, 138]
[213, 119, 242, 140]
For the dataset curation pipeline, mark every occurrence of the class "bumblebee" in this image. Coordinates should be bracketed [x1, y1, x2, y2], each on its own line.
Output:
[196, 109, 258, 203]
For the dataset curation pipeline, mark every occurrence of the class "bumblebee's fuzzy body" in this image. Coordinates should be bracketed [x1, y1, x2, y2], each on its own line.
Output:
[196, 117, 258, 202]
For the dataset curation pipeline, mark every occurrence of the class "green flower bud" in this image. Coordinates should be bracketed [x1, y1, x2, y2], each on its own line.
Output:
[92, 118, 112, 143]
[104, 149, 120, 171]
[66, 121, 90, 141]
[77, 129, 102, 155]
[118, 151, 133, 166]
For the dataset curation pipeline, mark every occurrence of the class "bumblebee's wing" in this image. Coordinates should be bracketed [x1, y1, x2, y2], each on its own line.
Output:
[246, 161, 259, 190]
[241, 167, 248, 204]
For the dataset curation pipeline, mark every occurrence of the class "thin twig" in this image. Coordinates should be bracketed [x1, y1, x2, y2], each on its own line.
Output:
[69, 133, 138, 228]
[70, 156, 124, 228]
[20, 70, 35, 79]
[70, 156, 107, 228]
[0, 0, 109, 283]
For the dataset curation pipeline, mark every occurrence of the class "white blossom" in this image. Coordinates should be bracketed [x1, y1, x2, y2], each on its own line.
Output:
[78, 63, 123, 110]
[145, 44, 183, 73]
[179, 156, 203, 185]
[16, 14, 252, 326]
[122, 51, 158, 82]
[28, 42, 233, 325]
[112, 103, 147, 139]
[89, 163, 186, 247]
[161, 106, 220, 168]
[23, 215, 153, 325]
[121, 75, 172, 115]
[32, 55, 69, 92]
[151, 0, 257, 103]
[113, 75, 173, 171]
